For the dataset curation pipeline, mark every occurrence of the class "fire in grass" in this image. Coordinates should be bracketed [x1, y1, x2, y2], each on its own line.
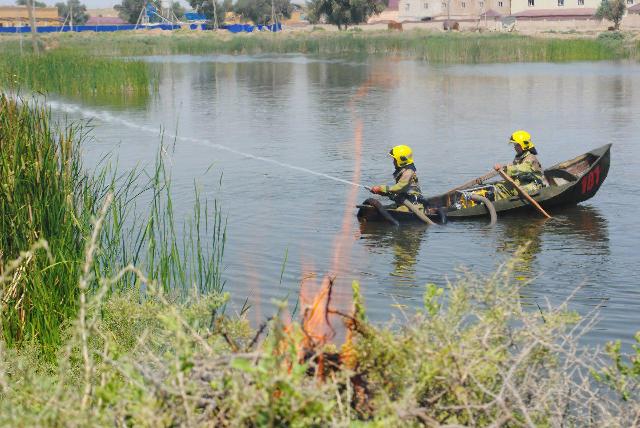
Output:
[297, 274, 362, 373]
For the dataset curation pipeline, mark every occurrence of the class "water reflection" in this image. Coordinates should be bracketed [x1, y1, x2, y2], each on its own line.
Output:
[547, 205, 609, 246]
[495, 205, 609, 277]
[496, 215, 546, 276]
[359, 222, 427, 287]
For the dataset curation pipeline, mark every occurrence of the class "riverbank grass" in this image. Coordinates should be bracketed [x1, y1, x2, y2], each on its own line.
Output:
[4, 30, 637, 62]
[0, 50, 151, 101]
[0, 96, 224, 358]
[0, 95, 93, 355]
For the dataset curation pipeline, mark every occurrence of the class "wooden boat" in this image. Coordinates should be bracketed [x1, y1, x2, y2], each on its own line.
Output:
[357, 144, 611, 223]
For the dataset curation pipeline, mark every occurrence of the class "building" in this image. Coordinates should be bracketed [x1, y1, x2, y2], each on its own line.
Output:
[0, 6, 60, 27]
[398, 0, 509, 21]
[630, 2, 640, 12]
[510, 0, 616, 17]
[398, 0, 445, 21]
[395, 0, 640, 21]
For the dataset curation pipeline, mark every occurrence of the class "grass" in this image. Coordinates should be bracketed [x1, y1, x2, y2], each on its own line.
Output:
[0, 95, 93, 356]
[0, 49, 151, 104]
[0, 96, 225, 358]
[2, 30, 637, 63]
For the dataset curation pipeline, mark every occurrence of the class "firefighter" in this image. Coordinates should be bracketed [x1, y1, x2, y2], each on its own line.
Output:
[493, 130, 545, 200]
[370, 145, 423, 204]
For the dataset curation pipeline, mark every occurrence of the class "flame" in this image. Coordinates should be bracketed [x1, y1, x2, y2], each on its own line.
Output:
[300, 275, 336, 348]
[298, 73, 398, 361]
[297, 80, 368, 355]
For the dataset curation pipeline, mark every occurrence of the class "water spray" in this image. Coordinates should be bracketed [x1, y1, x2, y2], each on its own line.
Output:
[41, 99, 370, 191]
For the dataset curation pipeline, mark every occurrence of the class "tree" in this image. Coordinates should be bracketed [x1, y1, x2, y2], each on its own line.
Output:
[16, 0, 47, 7]
[55, 0, 89, 25]
[115, 0, 147, 24]
[171, 1, 185, 20]
[306, 0, 386, 30]
[234, 0, 293, 25]
[187, 0, 238, 27]
[596, 0, 626, 30]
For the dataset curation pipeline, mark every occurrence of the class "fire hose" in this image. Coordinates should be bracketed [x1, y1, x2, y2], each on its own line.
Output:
[401, 199, 438, 226]
[362, 198, 399, 226]
[466, 193, 497, 226]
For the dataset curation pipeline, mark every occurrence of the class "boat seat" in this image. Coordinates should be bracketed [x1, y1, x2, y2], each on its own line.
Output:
[544, 169, 578, 186]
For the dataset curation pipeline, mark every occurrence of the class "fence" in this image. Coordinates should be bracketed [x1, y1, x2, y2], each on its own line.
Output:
[220, 23, 283, 33]
[0, 24, 181, 34]
[0, 22, 283, 34]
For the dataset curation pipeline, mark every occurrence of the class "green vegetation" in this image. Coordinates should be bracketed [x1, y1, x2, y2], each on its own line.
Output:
[594, 332, 640, 401]
[307, 0, 386, 30]
[55, 0, 90, 26]
[0, 96, 224, 358]
[0, 95, 94, 356]
[596, 0, 627, 31]
[16, 0, 47, 7]
[234, 0, 294, 25]
[3, 30, 637, 63]
[0, 50, 151, 103]
[2, 246, 640, 425]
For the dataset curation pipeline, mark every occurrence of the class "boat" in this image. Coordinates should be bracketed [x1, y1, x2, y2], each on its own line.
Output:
[357, 144, 611, 223]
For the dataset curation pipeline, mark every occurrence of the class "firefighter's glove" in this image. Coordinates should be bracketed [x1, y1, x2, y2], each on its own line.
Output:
[370, 186, 384, 195]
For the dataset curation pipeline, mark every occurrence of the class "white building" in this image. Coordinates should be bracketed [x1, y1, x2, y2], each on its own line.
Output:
[398, 0, 445, 21]
[398, 0, 510, 21]
[511, 0, 637, 16]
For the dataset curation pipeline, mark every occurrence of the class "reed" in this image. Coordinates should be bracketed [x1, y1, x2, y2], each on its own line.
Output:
[96, 147, 226, 298]
[0, 49, 151, 101]
[0, 95, 90, 356]
[0, 96, 225, 357]
[15, 30, 637, 63]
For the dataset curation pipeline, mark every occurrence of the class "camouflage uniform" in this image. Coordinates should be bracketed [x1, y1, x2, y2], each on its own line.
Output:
[378, 164, 423, 201]
[495, 151, 545, 200]
[375, 164, 425, 212]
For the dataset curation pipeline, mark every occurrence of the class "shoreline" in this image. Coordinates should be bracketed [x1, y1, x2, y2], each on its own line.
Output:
[1, 29, 638, 63]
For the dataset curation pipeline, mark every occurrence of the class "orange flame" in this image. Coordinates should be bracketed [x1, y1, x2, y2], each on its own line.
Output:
[299, 260, 335, 349]
[298, 74, 397, 356]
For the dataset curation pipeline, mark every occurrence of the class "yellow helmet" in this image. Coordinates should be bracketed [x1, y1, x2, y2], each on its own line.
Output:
[509, 130, 535, 151]
[389, 145, 414, 167]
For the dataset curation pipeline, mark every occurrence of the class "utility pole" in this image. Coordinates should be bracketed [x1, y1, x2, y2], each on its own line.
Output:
[70, 4, 74, 31]
[212, 0, 218, 29]
[271, 0, 277, 30]
[26, 0, 39, 54]
[19, 23, 24, 54]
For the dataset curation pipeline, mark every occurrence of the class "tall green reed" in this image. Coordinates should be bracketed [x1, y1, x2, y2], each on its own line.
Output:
[97, 146, 226, 297]
[16, 31, 636, 62]
[1, 96, 225, 358]
[0, 49, 151, 102]
[0, 95, 92, 356]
